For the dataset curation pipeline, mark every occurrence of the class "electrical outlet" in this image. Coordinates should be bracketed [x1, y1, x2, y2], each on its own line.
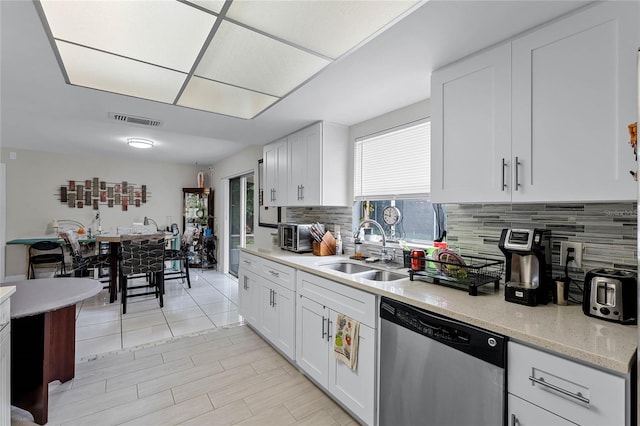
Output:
[560, 241, 583, 268]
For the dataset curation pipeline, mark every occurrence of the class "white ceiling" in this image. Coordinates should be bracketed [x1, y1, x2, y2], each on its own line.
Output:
[1, 0, 591, 165]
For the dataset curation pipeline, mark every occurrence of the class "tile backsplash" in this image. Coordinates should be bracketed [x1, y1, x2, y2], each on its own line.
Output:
[287, 202, 638, 284]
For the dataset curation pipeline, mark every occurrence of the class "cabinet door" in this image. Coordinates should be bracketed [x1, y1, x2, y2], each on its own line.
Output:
[508, 394, 577, 426]
[288, 123, 322, 206]
[327, 311, 376, 426]
[273, 286, 295, 360]
[295, 296, 329, 387]
[512, 1, 639, 202]
[238, 271, 260, 325]
[431, 43, 512, 203]
[0, 324, 10, 426]
[263, 138, 288, 206]
[259, 284, 277, 341]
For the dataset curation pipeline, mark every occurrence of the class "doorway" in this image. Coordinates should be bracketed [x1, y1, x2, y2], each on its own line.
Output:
[228, 172, 254, 277]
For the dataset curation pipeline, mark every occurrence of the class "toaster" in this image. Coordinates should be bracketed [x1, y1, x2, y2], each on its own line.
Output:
[582, 268, 637, 324]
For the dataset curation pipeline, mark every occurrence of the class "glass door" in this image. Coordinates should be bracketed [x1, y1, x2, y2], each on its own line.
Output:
[228, 173, 254, 277]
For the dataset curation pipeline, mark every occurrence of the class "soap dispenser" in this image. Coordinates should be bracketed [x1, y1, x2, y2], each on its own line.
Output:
[335, 226, 343, 255]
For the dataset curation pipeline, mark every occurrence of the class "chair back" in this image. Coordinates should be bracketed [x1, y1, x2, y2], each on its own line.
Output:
[120, 233, 166, 276]
[29, 240, 64, 258]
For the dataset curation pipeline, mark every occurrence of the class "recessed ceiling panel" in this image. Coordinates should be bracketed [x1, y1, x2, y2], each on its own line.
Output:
[57, 42, 187, 104]
[184, 0, 225, 15]
[227, 0, 421, 59]
[40, 0, 216, 72]
[196, 21, 330, 97]
[178, 77, 279, 119]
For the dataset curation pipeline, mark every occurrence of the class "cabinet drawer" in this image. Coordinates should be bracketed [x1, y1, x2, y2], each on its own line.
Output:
[0, 299, 9, 331]
[262, 260, 295, 291]
[297, 271, 376, 327]
[239, 252, 262, 274]
[508, 341, 627, 425]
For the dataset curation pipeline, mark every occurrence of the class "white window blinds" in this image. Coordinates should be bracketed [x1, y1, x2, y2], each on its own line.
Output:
[354, 119, 430, 200]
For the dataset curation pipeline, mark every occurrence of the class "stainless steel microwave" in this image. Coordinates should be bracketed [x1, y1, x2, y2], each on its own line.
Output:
[278, 223, 317, 253]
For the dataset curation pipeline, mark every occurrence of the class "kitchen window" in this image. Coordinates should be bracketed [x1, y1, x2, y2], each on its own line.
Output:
[353, 119, 444, 244]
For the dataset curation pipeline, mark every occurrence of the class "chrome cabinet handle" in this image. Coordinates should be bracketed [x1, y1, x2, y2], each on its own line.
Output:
[243, 276, 248, 290]
[300, 185, 304, 200]
[327, 319, 332, 342]
[272, 290, 277, 307]
[514, 156, 521, 191]
[502, 158, 507, 191]
[528, 376, 590, 404]
[510, 413, 519, 426]
[322, 315, 326, 339]
[269, 270, 279, 277]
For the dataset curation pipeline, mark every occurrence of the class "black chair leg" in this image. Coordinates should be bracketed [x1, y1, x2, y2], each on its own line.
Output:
[185, 261, 191, 288]
[157, 272, 164, 308]
[122, 275, 128, 314]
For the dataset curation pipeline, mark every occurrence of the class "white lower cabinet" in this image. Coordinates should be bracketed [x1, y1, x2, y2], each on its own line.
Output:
[238, 269, 261, 326]
[296, 271, 376, 425]
[508, 341, 631, 426]
[508, 394, 576, 426]
[238, 252, 296, 361]
[258, 281, 295, 360]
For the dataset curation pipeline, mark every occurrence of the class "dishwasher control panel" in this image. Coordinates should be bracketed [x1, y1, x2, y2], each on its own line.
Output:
[380, 297, 506, 368]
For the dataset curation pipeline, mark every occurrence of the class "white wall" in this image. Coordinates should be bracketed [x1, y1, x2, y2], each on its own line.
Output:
[1, 148, 195, 278]
[210, 145, 276, 269]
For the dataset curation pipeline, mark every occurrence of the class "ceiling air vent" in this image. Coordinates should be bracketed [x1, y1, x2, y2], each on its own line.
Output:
[108, 113, 162, 127]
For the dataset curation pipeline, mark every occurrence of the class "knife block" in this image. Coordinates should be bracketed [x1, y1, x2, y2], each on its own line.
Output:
[313, 231, 336, 256]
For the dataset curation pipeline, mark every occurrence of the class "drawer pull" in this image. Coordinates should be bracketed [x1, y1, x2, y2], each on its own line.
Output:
[269, 270, 280, 277]
[528, 376, 590, 405]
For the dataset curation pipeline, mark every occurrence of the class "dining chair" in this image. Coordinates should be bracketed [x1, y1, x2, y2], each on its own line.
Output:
[28, 240, 66, 279]
[59, 231, 110, 280]
[119, 233, 166, 314]
[164, 226, 196, 288]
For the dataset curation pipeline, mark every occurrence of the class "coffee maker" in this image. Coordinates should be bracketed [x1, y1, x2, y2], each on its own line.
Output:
[499, 228, 552, 306]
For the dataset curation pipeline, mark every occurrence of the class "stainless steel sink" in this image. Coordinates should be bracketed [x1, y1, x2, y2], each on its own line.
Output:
[357, 270, 406, 282]
[321, 262, 374, 274]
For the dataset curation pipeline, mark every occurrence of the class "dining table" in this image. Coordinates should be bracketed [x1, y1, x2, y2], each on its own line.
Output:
[0, 278, 102, 425]
[96, 232, 176, 303]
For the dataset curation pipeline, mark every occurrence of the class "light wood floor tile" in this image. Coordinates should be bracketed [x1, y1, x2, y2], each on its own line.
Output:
[72, 354, 165, 387]
[119, 394, 214, 426]
[171, 364, 258, 404]
[61, 389, 174, 426]
[105, 356, 195, 393]
[136, 359, 225, 398]
[207, 366, 291, 408]
[292, 408, 341, 426]
[243, 377, 318, 415]
[48, 385, 138, 425]
[179, 399, 253, 426]
[234, 404, 297, 426]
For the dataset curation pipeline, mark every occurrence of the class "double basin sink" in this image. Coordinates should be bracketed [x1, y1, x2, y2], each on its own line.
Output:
[319, 261, 406, 282]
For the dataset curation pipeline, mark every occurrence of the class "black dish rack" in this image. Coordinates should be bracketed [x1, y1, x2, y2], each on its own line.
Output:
[403, 251, 505, 296]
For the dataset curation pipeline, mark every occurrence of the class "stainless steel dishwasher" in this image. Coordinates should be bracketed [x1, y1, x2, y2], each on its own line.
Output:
[379, 297, 506, 426]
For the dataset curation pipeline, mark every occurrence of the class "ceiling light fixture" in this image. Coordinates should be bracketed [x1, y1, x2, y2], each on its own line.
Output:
[127, 138, 153, 149]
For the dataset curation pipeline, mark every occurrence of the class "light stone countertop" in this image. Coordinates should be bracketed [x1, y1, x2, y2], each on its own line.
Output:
[0, 286, 16, 305]
[0, 278, 102, 318]
[243, 247, 637, 375]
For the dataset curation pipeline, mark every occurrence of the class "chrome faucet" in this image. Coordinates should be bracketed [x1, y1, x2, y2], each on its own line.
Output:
[356, 219, 394, 263]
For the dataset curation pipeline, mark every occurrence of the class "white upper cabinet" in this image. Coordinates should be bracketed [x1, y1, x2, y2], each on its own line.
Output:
[431, 43, 512, 203]
[431, 1, 639, 203]
[511, 1, 638, 202]
[265, 121, 349, 207]
[263, 137, 288, 207]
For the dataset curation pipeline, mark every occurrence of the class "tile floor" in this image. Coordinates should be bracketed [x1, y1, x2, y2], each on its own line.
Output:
[11, 269, 357, 426]
[74, 269, 243, 361]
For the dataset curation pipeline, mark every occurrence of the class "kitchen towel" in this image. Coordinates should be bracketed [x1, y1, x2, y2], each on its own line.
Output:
[334, 314, 360, 371]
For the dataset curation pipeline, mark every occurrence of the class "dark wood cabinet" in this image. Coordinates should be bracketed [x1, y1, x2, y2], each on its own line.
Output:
[182, 187, 213, 267]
